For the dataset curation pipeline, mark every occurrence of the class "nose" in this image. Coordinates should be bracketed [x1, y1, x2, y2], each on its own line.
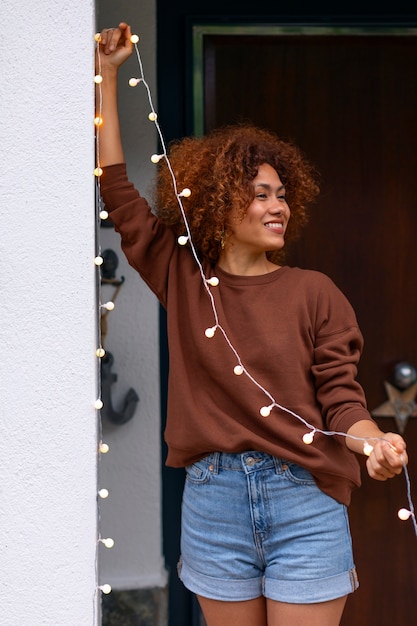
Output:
[269, 204, 284, 216]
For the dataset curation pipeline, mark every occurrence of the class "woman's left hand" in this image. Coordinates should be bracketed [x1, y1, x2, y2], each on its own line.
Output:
[366, 432, 407, 480]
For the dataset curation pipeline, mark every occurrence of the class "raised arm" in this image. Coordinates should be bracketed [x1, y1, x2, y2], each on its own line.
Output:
[95, 22, 133, 166]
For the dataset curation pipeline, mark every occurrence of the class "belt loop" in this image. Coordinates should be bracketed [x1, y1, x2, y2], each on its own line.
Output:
[209, 451, 220, 474]
[273, 456, 282, 475]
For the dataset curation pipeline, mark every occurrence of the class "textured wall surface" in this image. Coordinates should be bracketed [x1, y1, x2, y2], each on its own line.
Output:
[0, 1, 98, 624]
[96, 0, 167, 591]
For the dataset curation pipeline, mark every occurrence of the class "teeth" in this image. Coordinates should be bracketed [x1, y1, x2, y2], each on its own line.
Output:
[265, 223, 282, 229]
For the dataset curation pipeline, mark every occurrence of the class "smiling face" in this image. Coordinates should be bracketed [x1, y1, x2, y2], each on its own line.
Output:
[227, 163, 290, 257]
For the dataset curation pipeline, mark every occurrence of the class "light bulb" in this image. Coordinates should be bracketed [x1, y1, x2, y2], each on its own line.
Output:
[94, 256, 103, 266]
[303, 431, 315, 445]
[179, 188, 191, 197]
[260, 406, 271, 417]
[129, 77, 140, 87]
[94, 116, 103, 126]
[98, 488, 109, 499]
[94, 399, 103, 410]
[99, 210, 109, 220]
[94, 33, 102, 42]
[130, 34, 139, 44]
[363, 443, 374, 456]
[99, 584, 112, 594]
[398, 508, 412, 521]
[178, 235, 188, 246]
[96, 347, 106, 358]
[151, 154, 164, 163]
[101, 537, 115, 548]
[148, 112, 157, 121]
[103, 301, 115, 311]
[99, 442, 110, 454]
[94, 75, 103, 84]
[234, 365, 244, 376]
[205, 327, 216, 338]
[94, 167, 103, 177]
[207, 276, 219, 286]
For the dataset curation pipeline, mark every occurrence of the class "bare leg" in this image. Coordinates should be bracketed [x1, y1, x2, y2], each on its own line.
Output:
[197, 595, 267, 626]
[266, 595, 347, 626]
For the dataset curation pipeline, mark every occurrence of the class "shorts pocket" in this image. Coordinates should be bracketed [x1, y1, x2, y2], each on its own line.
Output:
[185, 459, 211, 484]
[283, 461, 316, 485]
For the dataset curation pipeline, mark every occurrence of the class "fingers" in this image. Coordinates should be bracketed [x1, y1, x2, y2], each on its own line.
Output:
[98, 22, 133, 56]
[366, 434, 407, 481]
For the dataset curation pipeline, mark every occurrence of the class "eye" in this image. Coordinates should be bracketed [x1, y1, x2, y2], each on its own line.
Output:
[277, 194, 286, 202]
[256, 193, 267, 199]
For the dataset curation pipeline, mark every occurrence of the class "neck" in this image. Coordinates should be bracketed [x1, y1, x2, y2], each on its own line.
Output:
[217, 252, 280, 276]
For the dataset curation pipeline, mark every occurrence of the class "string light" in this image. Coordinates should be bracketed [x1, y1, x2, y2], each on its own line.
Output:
[260, 405, 272, 417]
[303, 431, 315, 445]
[101, 301, 115, 311]
[94, 33, 119, 615]
[177, 235, 188, 246]
[363, 442, 374, 456]
[398, 508, 412, 521]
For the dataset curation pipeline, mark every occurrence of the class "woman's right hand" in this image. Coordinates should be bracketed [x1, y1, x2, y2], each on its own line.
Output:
[96, 22, 134, 72]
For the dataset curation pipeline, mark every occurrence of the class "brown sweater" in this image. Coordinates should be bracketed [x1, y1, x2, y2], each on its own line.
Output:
[101, 163, 375, 505]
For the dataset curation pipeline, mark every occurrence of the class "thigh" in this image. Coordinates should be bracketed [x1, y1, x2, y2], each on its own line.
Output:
[198, 594, 347, 626]
[267, 596, 347, 626]
[198, 595, 267, 626]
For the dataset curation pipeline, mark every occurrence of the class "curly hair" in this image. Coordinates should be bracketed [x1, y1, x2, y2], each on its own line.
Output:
[153, 124, 320, 264]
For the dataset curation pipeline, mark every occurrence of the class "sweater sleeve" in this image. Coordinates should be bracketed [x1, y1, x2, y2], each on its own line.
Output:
[311, 275, 374, 434]
[99, 163, 176, 307]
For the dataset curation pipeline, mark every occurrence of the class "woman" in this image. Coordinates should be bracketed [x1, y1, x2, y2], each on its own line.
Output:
[96, 23, 407, 626]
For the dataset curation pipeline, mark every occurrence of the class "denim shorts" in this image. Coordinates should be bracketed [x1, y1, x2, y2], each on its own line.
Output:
[178, 451, 359, 603]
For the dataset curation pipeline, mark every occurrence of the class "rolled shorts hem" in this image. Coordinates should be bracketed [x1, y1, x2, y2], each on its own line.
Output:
[179, 558, 359, 603]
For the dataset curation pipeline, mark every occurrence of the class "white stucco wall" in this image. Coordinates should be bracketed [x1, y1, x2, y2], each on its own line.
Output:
[96, 0, 166, 590]
[0, 1, 98, 625]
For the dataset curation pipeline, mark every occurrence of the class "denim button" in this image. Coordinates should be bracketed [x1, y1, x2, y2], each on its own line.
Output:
[246, 457, 256, 466]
